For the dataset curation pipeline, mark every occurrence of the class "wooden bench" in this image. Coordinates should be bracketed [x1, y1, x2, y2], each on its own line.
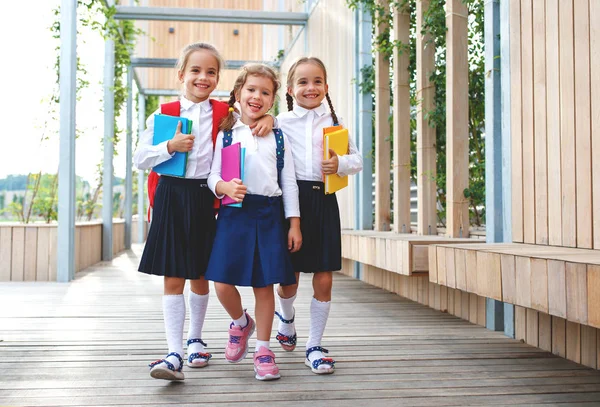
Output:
[428, 243, 600, 329]
[341, 230, 483, 276]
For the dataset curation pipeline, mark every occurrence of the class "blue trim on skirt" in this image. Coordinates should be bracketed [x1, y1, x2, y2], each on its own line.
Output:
[205, 194, 296, 288]
[138, 176, 216, 279]
[290, 181, 342, 273]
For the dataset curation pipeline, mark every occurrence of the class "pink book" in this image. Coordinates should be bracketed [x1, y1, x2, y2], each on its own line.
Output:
[221, 142, 241, 206]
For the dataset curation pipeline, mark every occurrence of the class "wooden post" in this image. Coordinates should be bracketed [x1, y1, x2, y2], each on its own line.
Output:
[392, 2, 411, 233]
[446, 0, 469, 238]
[374, 0, 391, 231]
[416, 0, 437, 235]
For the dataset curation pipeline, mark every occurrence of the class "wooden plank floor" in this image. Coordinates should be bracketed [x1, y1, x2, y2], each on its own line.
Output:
[1, 246, 600, 407]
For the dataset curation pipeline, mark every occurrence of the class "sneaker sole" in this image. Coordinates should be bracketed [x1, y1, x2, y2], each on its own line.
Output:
[150, 367, 184, 381]
[226, 321, 256, 364]
[254, 368, 281, 381]
[304, 358, 334, 375]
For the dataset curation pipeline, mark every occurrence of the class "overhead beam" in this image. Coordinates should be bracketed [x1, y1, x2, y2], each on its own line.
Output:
[130, 58, 276, 69]
[114, 6, 308, 25]
[142, 89, 231, 98]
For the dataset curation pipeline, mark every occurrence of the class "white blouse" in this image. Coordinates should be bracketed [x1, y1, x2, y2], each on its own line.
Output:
[276, 103, 363, 182]
[133, 97, 214, 179]
[207, 119, 300, 219]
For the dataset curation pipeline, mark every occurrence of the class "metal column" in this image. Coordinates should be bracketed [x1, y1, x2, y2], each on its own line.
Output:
[102, 37, 115, 261]
[500, 0, 514, 338]
[57, 0, 77, 282]
[485, 0, 505, 332]
[125, 66, 133, 250]
[137, 94, 146, 244]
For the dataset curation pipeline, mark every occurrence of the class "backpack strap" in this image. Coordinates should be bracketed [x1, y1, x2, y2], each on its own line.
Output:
[222, 130, 233, 148]
[210, 99, 229, 149]
[273, 128, 285, 188]
[161, 100, 181, 116]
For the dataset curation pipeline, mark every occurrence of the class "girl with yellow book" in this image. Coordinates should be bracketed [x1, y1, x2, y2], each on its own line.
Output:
[275, 57, 363, 374]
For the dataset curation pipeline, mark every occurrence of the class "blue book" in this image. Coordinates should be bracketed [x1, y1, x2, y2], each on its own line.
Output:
[228, 147, 246, 208]
[152, 114, 192, 177]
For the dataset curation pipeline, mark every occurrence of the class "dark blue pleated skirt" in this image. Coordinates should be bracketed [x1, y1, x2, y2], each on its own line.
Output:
[138, 176, 216, 279]
[204, 194, 295, 288]
[291, 181, 341, 273]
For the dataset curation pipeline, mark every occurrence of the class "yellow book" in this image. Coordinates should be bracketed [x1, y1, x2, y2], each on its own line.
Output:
[323, 127, 349, 195]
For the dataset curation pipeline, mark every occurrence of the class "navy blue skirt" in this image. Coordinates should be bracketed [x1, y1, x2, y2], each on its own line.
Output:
[138, 176, 216, 279]
[291, 181, 341, 273]
[205, 194, 295, 288]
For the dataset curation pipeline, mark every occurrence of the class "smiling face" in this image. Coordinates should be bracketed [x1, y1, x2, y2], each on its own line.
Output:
[178, 49, 219, 103]
[236, 74, 275, 125]
[288, 62, 328, 110]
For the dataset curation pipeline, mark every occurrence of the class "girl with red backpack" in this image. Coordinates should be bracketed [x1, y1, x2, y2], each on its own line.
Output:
[133, 43, 274, 381]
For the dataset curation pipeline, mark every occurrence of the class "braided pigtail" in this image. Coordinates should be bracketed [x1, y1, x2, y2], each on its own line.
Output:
[286, 93, 294, 111]
[325, 93, 339, 125]
[219, 90, 238, 131]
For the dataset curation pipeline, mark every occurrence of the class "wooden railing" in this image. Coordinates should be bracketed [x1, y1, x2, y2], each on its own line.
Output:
[0, 217, 147, 282]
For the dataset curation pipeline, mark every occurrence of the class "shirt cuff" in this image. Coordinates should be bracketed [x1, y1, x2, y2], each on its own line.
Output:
[336, 156, 349, 177]
[159, 140, 174, 160]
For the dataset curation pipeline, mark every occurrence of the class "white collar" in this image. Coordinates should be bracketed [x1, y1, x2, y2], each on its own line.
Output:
[292, 102, 327, 118]
[180, 96, 212, 112]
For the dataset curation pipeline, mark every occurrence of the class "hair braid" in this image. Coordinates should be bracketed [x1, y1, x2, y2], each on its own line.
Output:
[286, 93, 294, 111]
[325, 93, 339, 125]
[219, 90, 238, 131]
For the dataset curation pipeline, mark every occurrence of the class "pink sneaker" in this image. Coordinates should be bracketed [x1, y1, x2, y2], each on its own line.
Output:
[253, 347, 281, 381]
[225, 313, 255, 363]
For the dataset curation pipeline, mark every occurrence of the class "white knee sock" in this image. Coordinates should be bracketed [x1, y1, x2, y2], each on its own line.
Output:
[163, 294, 185, 369]
[306, 297, 331, 365]
[276, 292, 296, 336]
[187, 291, 209, 355]
[255, 340, 270, 352]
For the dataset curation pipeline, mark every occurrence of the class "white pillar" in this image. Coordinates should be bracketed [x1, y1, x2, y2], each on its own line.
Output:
[57, 0, 77, 282]
[125, 66, 133, 250]
[102, 36, 115, 261]
[137, 93, 146, 244]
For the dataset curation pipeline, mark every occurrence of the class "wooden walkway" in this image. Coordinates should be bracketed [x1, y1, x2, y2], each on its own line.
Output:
[2, 246, 600, 407]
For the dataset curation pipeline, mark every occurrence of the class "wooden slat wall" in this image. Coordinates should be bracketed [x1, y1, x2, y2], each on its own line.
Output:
[142, 0, 267, 92]
[510, 0, 524, 243]
[340, 258, 487, 328]
[428, 244, 600, 331]
[559, 0, 577, 247]
[592, 1, 600, 250]
[511, 0, 597, 249]
[513, 307, 599, 369]
[532, 0, 547, 245]
[574, 0, 592, 249]
[546, 0, 561, 246]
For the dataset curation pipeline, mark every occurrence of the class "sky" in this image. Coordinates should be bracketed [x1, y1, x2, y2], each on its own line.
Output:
[0, 0, 133, 186]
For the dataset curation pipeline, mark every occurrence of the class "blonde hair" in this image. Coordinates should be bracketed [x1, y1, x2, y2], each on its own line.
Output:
[285, 57, 338, 125]
[176, 42, 224, 78]
[220, 64, 281, 131]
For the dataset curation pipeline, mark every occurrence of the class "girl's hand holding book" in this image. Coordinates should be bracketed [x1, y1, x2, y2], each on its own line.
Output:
[220, 179, 247, 203]
[322, 149, 339, 175]
[167, 121, 195, 153]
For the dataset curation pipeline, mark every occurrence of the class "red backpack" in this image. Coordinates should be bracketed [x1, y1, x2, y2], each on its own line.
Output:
[147, 99, 229, 221]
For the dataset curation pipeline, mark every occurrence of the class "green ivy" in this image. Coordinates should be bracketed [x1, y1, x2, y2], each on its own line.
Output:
[346, 0, 486, 227]
[50, 0, 143, 221]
